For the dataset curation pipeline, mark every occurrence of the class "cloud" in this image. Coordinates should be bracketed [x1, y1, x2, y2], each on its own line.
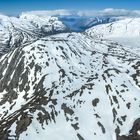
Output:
[77, 8, 140, 17]
[21, 9, 140, 17]
[21, 10, 75, 17]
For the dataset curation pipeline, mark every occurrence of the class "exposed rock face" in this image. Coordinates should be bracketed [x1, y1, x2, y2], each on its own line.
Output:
[0, 14, 140, 140]
[118, 118, 140, 140]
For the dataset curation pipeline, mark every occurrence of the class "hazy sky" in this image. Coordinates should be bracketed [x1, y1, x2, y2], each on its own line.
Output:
[0, 0, 140, 15]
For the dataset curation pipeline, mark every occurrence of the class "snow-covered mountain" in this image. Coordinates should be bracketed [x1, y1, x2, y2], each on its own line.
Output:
[86, 18, 140, 48]
[0, 14, 68, 55]
[19, 10, 122, 32]
[87, 17, 140, 38]
[59, 16, 119, 32]
[0, 12, 121, 55]
[0, 12, 140, 140]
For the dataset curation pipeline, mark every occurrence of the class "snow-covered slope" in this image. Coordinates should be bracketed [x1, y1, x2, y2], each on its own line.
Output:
[86, 18, 140, 49]
[0, 32, 140, 140]
[86, 18, 140, 38]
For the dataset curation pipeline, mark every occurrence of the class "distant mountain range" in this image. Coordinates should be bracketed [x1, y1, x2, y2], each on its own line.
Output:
[59, 16, 119, 32]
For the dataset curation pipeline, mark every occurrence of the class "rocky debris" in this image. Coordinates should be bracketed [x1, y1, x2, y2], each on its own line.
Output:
[117, 118, 140, 140]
